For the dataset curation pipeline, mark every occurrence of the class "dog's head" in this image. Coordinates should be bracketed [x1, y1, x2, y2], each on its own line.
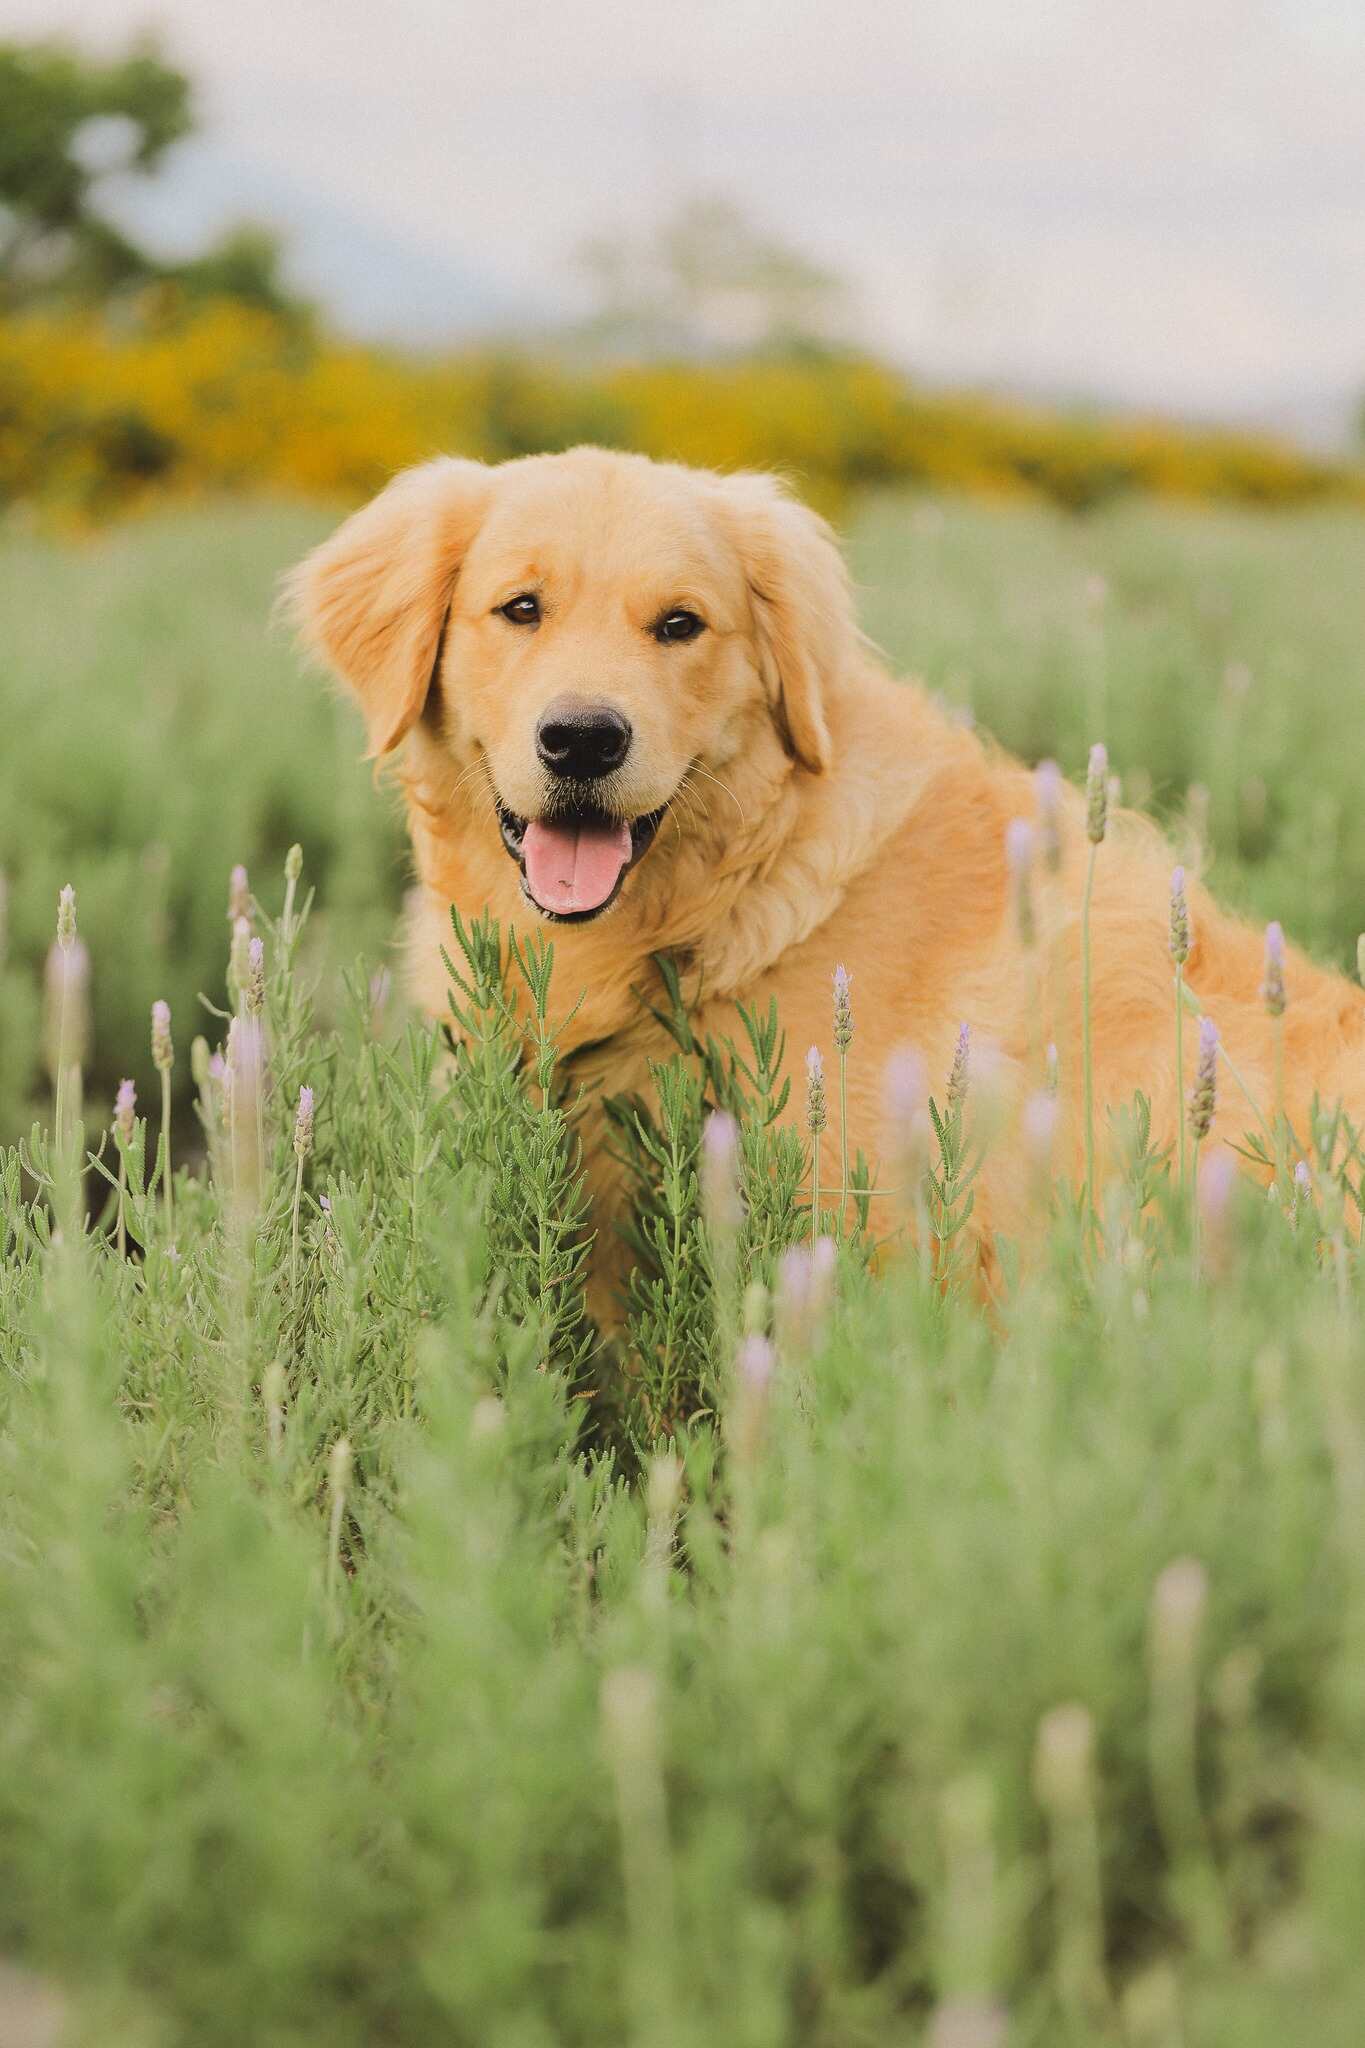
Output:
[288, 447, 855, 922]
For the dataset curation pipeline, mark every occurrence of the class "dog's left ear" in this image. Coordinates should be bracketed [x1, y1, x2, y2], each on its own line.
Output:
[284, 456, 491, 758]
[714, 473, 855, 774]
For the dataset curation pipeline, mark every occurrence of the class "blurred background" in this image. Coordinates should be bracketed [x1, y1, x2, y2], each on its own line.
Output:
[1, 0, 1363, 1139]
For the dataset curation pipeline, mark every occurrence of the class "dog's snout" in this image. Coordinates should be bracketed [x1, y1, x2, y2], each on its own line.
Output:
[535, 696, 632, 781]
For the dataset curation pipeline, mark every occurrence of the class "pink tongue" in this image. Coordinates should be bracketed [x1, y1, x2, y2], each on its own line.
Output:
[522, 817, 633, 915]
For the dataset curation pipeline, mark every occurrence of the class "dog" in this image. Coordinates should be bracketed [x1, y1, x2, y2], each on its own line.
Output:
[289, 446, 1365, 1303]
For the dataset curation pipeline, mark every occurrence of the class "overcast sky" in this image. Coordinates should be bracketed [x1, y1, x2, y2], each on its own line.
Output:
[10, 0, 1365, 436]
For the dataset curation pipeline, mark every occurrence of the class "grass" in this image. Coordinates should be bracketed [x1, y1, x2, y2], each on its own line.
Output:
[4, 491, 1365, 2043]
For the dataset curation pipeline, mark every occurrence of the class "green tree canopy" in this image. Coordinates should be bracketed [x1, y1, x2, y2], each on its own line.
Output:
[0, 36, 305, 321]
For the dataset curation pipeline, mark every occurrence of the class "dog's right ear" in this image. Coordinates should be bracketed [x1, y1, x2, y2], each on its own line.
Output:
[285, 457, 492, 758]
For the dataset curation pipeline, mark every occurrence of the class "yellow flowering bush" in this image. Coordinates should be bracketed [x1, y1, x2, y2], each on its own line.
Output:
[0, 298, 1359, 524]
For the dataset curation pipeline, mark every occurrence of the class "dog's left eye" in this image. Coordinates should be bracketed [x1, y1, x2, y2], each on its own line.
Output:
[499, 593, 541, 625]
[655, 609, 705, 644]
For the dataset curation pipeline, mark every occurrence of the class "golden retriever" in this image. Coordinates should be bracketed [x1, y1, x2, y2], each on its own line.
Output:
[290, 447, 1365, 1300]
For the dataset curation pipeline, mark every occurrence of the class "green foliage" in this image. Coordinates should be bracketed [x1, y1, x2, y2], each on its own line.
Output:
[0, 35, 306, 323]
[6, 493, 1365, 2035]
[443, 908, 595, 1380]
[0, 36, 191, 306]
[5, 849, 1365, 2046]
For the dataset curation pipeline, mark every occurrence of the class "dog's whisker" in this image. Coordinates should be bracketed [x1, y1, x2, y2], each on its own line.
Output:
[689, 763, 747, 827]
[674, 773, 711, 831]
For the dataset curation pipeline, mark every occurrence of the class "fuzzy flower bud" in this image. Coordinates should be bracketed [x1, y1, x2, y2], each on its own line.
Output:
[56, 882, 77, 950]
[114, 1078, 136, 1145]
[832, 963, 853, 1053]
[1033, 1702, 1095, 1815]
[1169, 866, 1191, 968]
[227, 863, 251, 923]
[284, 844, 303, 885]
[701, 1110, 742, 1235]
[883, 1048, 930, 1193]
[43, 936, 91, 1086]
[1085, 743, 1109, 844]
[946, 1022, 971, 1113]
[1260, 921, 1286, 1018]
[805, 1046, 827, 1137]
[737, 1331, 775, 1395]
[151, 999, 174, 1072]
[229, 915, 252, 1000]
[1034, 759, 1063, 873]
[293, 1084, 315, 1161]
[245, 935, 266, 1018]
[1005, 818, 1036, 946]
[1023, 1090, 1059, 1171]
[1188, 1015, 1218, 1143]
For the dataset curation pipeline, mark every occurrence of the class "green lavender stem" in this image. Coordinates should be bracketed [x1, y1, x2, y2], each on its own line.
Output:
[1081, 841, 1098, 1222]
[160, 1063, 174, 1240]
[810, 1127, 821, 1248]
[838, 1046, 849, 1223]
[1175, 964, 1187, 1192]
[290, 1151, 305, 1298]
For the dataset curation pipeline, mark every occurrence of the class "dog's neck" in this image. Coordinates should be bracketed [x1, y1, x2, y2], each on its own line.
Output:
[401, 662, 936, 1052]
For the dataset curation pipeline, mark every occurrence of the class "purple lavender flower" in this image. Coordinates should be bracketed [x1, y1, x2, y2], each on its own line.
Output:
[737, 1332, 775, 1393]
[832, 964, 853, 1052]
[1023, 1090, 1059, 1165]
[1198, 1151, 1236, 1230]
[245, 934, 266, 1017]
[946, 1022, 971, 1112]
[701, 1111, 742, 1234]
[151, 999, 174, 1072]
[1188, 1016, 1218, 1143]
[114, 1078, 136, 1145]
[1169, 866, 1191, 968]
[883, 1047, 926, 1126]
[805, 1046, 827, 1135]
[294, 1084, 315, 1161]
[227, 864, 251, 923]
[1005, 818, 1037, 946]
[1261, 921, 1286, 1018]
[1086, 743, 1109, 844]
[1035, 759, 1064, 873]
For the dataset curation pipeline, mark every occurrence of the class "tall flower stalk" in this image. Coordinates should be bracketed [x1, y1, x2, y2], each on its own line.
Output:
[1169, 867, 1192, 1192]
[832, 965, 853, 1213]
[1081, 745, 1108, 1224]
[151, 999, 175, 1239]
[245, 935, 267, 1185]
[1260, 921, 1287, 1193]
[885, 1048, 931, 1282]
[806, 1046, 827, 1247]
[1188, 1017, 1218, 1274]
[113, 1078, 136, 1258]
[47, 884, 85, 1154]
[291, 1084, 314, 1298]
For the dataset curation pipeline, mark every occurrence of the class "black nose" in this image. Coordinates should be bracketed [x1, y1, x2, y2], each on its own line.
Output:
[535, 697, 632, 780]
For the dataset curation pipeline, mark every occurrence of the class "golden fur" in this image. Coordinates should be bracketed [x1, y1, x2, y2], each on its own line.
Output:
[290, 446, 1365, 1307]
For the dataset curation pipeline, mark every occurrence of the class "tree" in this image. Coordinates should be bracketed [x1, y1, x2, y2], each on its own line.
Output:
[575, 194, 852, 360]
[0, 38, 191, 305]
[0, 37, 304, 321]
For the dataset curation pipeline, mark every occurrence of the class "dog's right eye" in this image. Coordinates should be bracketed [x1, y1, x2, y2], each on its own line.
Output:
[498, 593, 540, 625]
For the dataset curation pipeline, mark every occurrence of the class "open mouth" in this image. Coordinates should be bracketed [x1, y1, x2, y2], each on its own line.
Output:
[497, 800, 666, 921]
